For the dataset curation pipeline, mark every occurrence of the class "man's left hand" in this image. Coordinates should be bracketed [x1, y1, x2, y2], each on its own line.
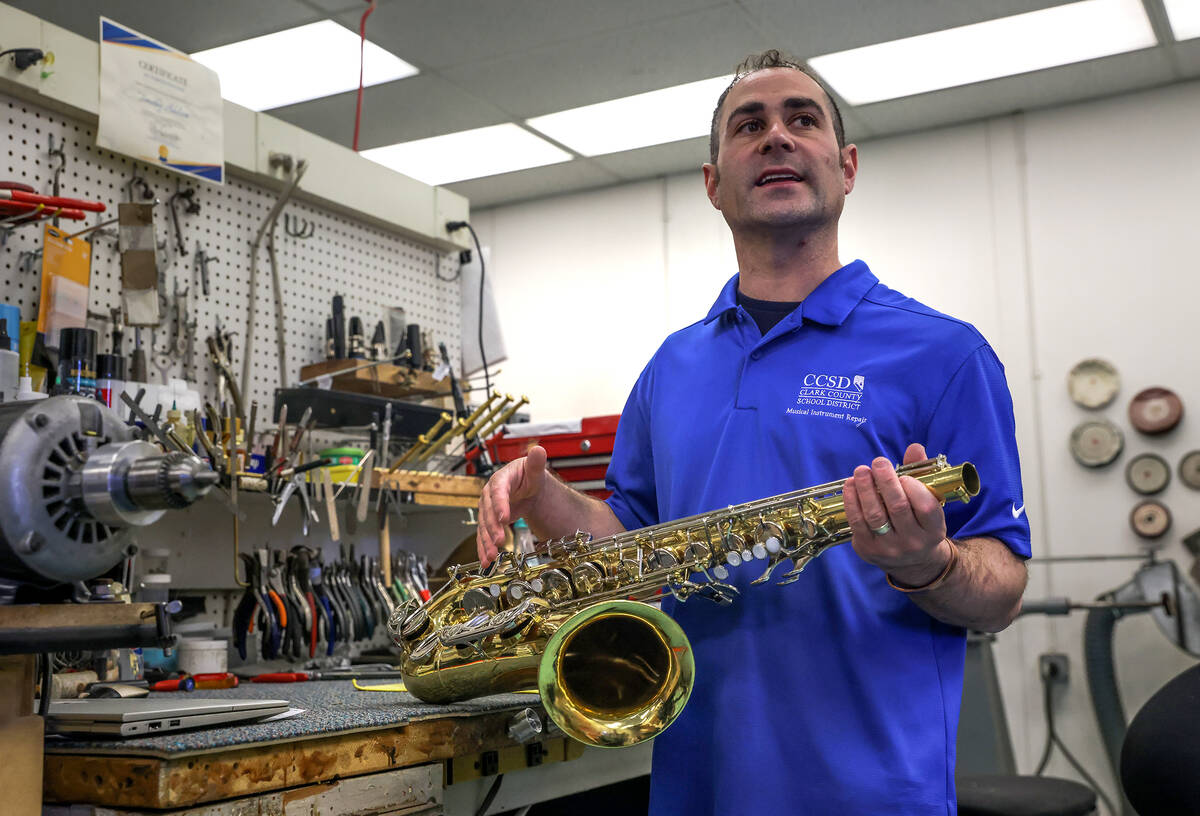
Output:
[843, 442, 952, 587]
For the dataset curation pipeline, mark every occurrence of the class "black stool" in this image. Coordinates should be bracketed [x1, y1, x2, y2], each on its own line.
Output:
[1120, 662, 1200, 815]
[957, 774, 1097, 816]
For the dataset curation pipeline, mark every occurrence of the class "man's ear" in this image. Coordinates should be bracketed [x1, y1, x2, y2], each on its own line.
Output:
[702, 162, 721, 210]
[841, 144, 858, 195]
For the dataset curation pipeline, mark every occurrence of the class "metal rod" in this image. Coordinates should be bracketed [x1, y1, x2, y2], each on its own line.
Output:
[241, 160, 308, 399]
[1029, 554, 1150, 563]
[293, 350, 411, 387]
[64, 216, 120, 240]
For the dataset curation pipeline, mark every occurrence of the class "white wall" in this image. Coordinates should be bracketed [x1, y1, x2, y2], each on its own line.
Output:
[473, 78, 1200, 811]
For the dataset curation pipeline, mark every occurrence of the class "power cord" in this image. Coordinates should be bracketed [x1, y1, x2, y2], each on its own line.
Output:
[1034, 659, 1117, 816]
[446, 220, 491, 398]
[0, 48, 44, 71]
[37, 652, 51, 716]
[435, 249, 471, 282]
[352, 0, 378, 151]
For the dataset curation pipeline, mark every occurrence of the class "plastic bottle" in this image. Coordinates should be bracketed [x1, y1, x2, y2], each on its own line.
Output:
[16, 370, 48, 401]
[95, 353, 126, 410]
[0, 321, 18, 403]
[513, 518, 536, 555]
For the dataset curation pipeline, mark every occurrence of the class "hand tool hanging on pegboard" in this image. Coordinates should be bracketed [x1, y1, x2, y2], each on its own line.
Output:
[241, 157, 308, 398]
[167, 185, 200, 258]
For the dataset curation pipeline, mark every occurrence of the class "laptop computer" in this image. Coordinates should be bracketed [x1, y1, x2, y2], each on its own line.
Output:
[46, 697, 290, 737]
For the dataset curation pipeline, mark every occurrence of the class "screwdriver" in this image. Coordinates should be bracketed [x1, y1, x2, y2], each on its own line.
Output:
[192, 672, 239, 689]
[250, 670, 406, 683]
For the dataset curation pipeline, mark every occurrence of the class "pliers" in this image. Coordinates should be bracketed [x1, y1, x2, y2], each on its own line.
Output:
[292, 547, 332, 657]
[271, 471, 319, 534]
[268, 553, 304, 661]
[232, 553, 281, 660]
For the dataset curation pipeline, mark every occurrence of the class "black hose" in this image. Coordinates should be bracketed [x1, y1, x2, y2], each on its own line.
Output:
[1084, 603, 1135, 815]
[1036, 665, 1117, 816]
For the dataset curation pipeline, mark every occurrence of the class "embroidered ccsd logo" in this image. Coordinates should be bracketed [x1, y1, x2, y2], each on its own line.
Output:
[786, 373, 869, 427]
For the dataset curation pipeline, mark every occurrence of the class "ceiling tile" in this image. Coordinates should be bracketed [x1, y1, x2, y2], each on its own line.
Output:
[5, 0, 325, 52]
[267, 74, 510, 148]
[590, 136, 710, 180]
[736, 0, 1077, 56]
[334, 0, 728, 71]
[1166, 38, 1200, 77]
[851, 47, 1175, 136]
[437, 5, 771, 117]
[446, 161, 622, 209]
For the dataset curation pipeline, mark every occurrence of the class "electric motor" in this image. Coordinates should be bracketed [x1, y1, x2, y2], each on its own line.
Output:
[0, 396, 218, 585]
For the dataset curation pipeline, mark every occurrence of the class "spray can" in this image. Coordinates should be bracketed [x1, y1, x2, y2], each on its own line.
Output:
[56, 327, 98, 398]
[96, 353, 126, 410]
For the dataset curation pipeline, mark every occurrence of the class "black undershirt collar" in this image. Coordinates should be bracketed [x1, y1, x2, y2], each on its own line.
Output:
[736, 289, 802, 335]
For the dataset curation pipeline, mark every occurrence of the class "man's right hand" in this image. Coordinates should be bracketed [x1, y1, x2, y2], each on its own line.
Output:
[476, 445, 549, 566]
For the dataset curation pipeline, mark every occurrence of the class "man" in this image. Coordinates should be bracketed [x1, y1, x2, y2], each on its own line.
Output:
[477, 50, 1029, 815]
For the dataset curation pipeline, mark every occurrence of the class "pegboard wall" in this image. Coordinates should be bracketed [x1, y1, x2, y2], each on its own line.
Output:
[1, 91, 463, 411]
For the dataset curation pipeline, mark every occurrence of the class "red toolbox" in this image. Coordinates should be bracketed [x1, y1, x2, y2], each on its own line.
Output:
[483, 415, 619, 498]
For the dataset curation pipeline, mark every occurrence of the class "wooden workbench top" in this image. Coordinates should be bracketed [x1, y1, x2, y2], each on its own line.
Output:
[43, 682, 539, 810]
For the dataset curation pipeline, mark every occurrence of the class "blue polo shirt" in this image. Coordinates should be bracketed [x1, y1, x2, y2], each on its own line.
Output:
[605, 260, 1030, 816]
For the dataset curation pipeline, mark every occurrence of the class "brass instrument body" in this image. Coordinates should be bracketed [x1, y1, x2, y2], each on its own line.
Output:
[389, 457, 979, 747]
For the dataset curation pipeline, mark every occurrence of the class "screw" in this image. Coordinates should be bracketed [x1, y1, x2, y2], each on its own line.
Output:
[16, 531, 43, 555]
[33, 414, 49, 429]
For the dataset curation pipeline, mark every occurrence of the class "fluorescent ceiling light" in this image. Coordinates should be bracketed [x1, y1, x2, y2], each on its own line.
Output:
[1163, 0, 1200, 40]
[808, 0, 1156, 106]
[361, 124, 573, 186]
[526, 75, 733, 157]
[191, 20, 418, 111]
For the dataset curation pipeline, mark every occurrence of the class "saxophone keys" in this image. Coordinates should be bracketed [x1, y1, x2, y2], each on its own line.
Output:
[504, 580, 536, 604]
[777, 555, 815, 584]
[541, 569, 574, 602]
[571, 561, 606, 594]
[750, 557, 786, 585]
[699, 582, 739, 605]
[461, 587, 498, 615]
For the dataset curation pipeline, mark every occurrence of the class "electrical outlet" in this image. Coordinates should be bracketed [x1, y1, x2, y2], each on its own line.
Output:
[1039, 652, 1069, 684]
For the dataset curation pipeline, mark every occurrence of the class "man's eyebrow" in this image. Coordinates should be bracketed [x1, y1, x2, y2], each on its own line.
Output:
[725, 96, 825, 130]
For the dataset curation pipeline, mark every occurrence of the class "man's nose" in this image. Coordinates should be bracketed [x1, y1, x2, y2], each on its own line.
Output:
[758, 119, 795, 153]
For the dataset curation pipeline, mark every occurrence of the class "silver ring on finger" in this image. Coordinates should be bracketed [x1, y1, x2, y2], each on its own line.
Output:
[870, 520, 892, 536]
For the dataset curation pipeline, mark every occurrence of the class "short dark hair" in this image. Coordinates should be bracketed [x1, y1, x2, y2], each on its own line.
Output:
[708, 50, 846, 165]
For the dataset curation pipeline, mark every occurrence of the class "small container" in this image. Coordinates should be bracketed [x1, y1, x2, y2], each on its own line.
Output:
[320, 447, 363, 466]
[95, 353, 126, 410]
[55, 327, 98, 398]
[0, 321, 18, 402]
[514, 518, 536, 555]
[16, 373, 47, 401]
[135, 573, 171, 604]
[177, 638, 228, 675]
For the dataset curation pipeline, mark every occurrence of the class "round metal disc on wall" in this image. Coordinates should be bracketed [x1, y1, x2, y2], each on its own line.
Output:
[1067, 359, 1120, 409]
[1069, 420, 1124, 467]
[1129, 500, 1171, 539]
[1125, 453, 1171, 495]
[1179, 451, 1200, 490]
[1128, 387, 1184, 434]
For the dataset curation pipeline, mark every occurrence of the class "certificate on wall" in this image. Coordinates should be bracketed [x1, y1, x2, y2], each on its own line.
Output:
[97, 18, 225, 184]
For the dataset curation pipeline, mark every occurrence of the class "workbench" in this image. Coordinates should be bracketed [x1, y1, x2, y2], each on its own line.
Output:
[39, 682, 636, 815]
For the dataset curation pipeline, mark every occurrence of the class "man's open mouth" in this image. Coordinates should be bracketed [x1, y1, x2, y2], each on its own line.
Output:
[756, 172, 803, 187]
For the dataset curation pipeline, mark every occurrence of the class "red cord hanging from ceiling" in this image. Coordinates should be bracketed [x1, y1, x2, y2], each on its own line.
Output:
[353, 0, 378, 152]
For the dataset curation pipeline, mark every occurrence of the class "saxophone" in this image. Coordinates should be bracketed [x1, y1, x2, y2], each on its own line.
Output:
[388, 456, 979, 748]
